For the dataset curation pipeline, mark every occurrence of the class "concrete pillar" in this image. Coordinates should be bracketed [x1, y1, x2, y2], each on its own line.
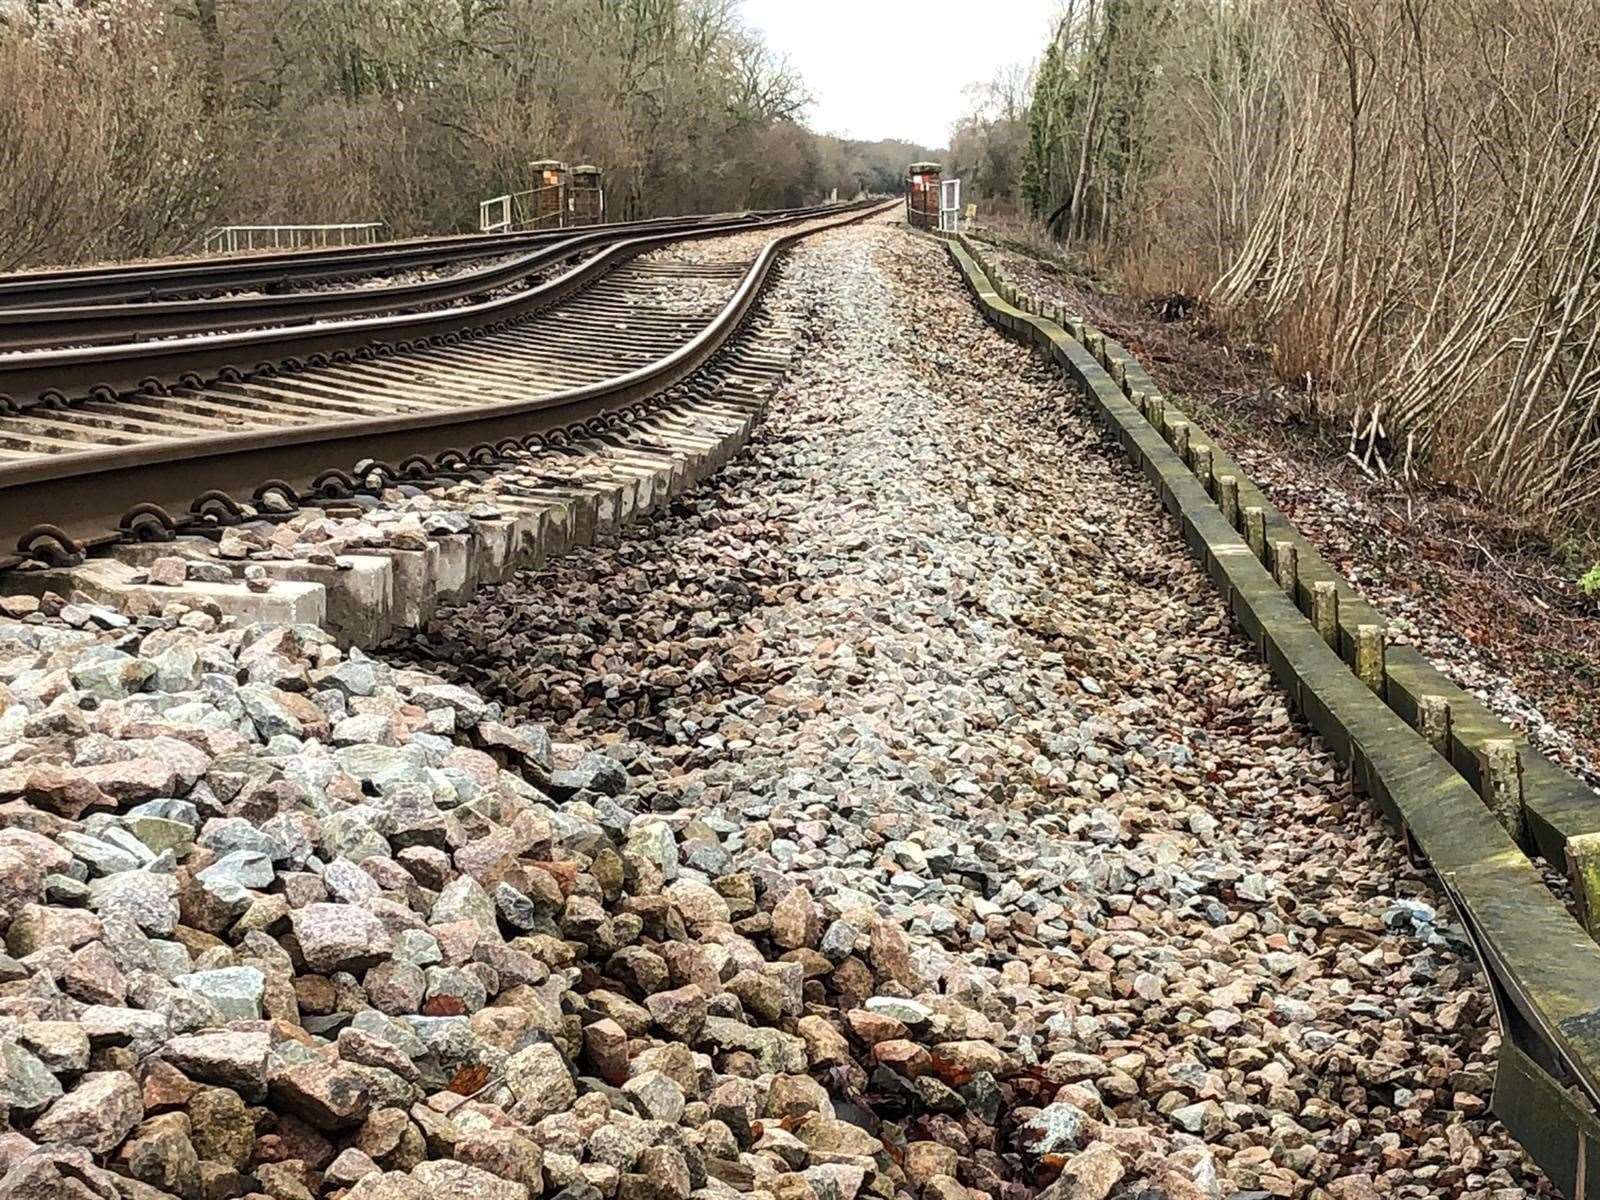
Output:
[1565, 832, 1600, 936]
[1243, 507, 1266, 559]
[1419, 694, 1452, 756]
[1217, 475, 1240, 528]
[1273, 540, 1298, 600]
[1169, 421, 1190, 462]
[1190, 444, 1213, 496]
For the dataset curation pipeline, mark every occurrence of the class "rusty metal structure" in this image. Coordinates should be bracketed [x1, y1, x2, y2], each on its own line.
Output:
[569, 165, 604, 226]
[529, 160, 569, 229]
[905, 162, 942, 230]
[0, 200, 891, 570]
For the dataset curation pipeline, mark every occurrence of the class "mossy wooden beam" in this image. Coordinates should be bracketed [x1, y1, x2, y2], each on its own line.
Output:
[939, 228, 1600, 1200]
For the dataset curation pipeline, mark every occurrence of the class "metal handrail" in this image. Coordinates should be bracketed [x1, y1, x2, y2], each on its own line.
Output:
[478, 184, 565, 233]
[202, 223, 386, 255]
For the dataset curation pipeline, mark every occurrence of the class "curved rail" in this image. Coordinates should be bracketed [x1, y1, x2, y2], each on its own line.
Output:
[0, 214, 792, 351]
[0, 200, 896, 567]
[0, 202, 878, 410]
[0, 204, 846, 309]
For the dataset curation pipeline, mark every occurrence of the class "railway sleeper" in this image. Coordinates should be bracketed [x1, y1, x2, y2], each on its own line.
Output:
[0, 336, 785, 649]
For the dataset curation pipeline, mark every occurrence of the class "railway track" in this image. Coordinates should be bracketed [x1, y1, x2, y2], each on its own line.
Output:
[0, 216, 757, 352]
[0, 204, 871, 409]
[0, 202, 1592, 1200]
[0, 204, 833, 309]
[0, 200, 893, 572]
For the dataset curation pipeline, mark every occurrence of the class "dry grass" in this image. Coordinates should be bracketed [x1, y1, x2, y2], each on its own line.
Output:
[1017, 0, 1600, 541]
[0, 2, 221, 269]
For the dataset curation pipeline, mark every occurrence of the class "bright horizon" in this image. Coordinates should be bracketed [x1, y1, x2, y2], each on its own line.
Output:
[737, 0, 1060, 150]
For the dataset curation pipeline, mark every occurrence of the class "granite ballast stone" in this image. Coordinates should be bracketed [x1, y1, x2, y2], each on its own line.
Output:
[29, 1070, 143, 1153]
[162, 1031, 271, 1099]
[0, 1041, 63, 1115]
[0, 218, 1546, 1199]
[290, 902, 395, 973]
[383, 219, 1546, 1200]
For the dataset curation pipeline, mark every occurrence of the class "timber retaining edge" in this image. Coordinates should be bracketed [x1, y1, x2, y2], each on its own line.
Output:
[936, 228, 1600, 1200]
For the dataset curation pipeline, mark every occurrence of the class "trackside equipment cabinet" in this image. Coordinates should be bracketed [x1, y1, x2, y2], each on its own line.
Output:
[906, 162, 942, 230]
[570, 165, 604, 226]
[529, 160, 568, 229]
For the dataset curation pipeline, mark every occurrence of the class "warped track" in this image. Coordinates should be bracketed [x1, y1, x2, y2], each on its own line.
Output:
[0, 204, 873, 409]
[0, 210, 853, 352]
[0, 206, 816, 309]
[0, 201, 894, 569]
[0, 260, 748, 459]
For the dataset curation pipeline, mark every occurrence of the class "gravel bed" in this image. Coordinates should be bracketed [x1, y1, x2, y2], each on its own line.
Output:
[383, 219, 1552, 1199]
[972, 238, 1600, 795]
[0, 215, 1552, 1200]
[647, 212, 873, 268]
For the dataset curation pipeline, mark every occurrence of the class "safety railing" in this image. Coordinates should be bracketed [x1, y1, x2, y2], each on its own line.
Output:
[201, 223, 385, 256]
[478, 183, 566, 233]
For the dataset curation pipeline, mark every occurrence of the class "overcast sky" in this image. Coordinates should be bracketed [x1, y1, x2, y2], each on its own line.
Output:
[738, 0, 1060, 150]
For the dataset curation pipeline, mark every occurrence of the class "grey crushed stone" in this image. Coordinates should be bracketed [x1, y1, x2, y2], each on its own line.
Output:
[0, 212, 1558, 1200]
[395, 217, 1554, 1199]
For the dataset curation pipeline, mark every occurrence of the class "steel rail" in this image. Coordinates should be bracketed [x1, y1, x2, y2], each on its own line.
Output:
[0, 202, 878, 410]
[0, 204, 845, 309]
[0, 212, 816, 352]
[0, 199, 896, 567]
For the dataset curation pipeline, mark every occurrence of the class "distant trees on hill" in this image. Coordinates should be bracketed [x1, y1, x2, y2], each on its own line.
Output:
[0, 0, 939, 268]
[950, 0, 1600, 536]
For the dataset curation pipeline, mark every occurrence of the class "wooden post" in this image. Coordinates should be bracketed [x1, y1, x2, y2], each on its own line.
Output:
[1218, 475, 1240, 527]
[1355, 625, 1385, 695]
[1565, 832, 1600, 936]
[1190, 445, 1213, 496]
[1481, 739, 1525, 844]
[1273, 540, 1298, 600]
[1312, 580, 1339, 647]
[1243, 507, 1266, 559]
[1169, 421, 1190, 461]
[1419, 694, 1452, 756]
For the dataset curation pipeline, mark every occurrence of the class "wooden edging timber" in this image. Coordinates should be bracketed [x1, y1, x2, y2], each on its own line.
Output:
[935, 228, 1600, 1200]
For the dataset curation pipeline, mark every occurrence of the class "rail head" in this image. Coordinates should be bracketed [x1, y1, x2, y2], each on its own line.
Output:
[0, 201, 881, 410]
[0, 198, 896, 565]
